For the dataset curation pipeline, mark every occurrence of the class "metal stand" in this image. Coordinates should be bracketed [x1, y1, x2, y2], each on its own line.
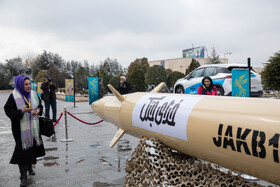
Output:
[247, 57, 251, 97]
[61, 106, 73, 142]
[73, 76, 76, 108]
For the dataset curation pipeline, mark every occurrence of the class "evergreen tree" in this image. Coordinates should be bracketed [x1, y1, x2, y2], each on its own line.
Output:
[98, 58, 124, 76]
[127, 69, 147, 92]
[167, 71, 185, 89]
[261, 51, 280, 91]
[207, 48, 221, 64]
[31, 50, 64, 79]
[48, 63, 68, 88]
[89, 63, 99, 76]
[165, 69, 173, 77]
[5, 57, 27, 76]
[0, 63, 13, 89]
[127, 58, 150, 76]
[94, 68, 113, 93]
[75, 66, 89, 90]
[108, 76, 120, 90]
[70, 60, 81, 74]
[146, 65, 167, 87]
[185, 58, 200, 75]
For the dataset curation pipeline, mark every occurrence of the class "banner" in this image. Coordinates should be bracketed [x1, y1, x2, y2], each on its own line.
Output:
[160, 60, 165, 67]
[31, 82, 36, 91]
[88, 77, 99, 105]
[65, 79, 74, 102]
[132, 94, 202, 141]
[37, 82, 43, 98]
[182, 46, 205, 58]
[232, 69, 250, 97]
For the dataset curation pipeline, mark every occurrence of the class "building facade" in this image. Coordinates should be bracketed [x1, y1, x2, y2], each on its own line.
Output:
[148, 57, 228, 74]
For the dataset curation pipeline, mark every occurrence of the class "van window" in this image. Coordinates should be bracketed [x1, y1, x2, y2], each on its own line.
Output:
[204, 67, 217, 76]
[190, 68, 204, 78]
[217, 67, 231, 73]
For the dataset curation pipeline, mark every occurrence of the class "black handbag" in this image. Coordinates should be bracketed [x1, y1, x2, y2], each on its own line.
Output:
[39, 116, 55, 137]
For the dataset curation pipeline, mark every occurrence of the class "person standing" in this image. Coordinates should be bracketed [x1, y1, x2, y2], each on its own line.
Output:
[4, 75, 45, 187]
[40, 76, 57, 122]
[98, 78, 105, 99]
[197, 76, 218, 95]
[117, 76, 131, 95]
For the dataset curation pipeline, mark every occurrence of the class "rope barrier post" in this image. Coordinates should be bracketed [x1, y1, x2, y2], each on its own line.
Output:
[61, 106, 73, 142]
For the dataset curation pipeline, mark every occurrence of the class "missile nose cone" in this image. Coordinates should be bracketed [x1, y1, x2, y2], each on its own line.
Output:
[91, 99, 100, 113]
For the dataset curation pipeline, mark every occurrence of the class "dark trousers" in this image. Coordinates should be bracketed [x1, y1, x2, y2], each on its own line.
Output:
[45, 100, 57, 120]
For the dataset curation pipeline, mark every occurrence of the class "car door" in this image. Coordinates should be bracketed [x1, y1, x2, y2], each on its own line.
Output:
[184, 68, 205, 94]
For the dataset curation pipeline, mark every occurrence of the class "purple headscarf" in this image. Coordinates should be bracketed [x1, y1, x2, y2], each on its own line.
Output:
[14, 75, 30, 100]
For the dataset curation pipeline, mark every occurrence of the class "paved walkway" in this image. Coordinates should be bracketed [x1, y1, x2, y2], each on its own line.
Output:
[0, 93, 138, 187]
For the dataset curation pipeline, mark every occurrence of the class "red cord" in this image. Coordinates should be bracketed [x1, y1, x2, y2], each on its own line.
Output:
[53, 112, 63, 127]
[67, 111, 103, 125]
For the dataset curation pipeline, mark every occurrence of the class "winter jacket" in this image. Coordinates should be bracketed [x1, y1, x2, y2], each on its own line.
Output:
[117, 81, 131, 95]
[99, 82, 105, 99]
[197, 86, 218, 95]
[40, 82, 57, 101]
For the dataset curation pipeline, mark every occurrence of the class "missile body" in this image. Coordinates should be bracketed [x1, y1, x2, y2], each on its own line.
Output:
[92, 85, 280, 185]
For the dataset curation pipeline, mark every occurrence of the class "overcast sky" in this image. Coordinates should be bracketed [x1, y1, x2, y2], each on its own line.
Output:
[0, 0, 279, 68]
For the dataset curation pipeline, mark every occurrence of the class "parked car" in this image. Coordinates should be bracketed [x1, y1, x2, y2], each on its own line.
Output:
[174, 64, 263, 97]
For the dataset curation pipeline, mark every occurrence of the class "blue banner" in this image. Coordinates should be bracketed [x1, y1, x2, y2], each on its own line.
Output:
[88, 77, 99, 105]
[160, 60, 165, 67]
[37, 82, 43, 98]
[232, 69, 250, 97]
[31, 82, 36, 91]
[65, 95, 74, 102]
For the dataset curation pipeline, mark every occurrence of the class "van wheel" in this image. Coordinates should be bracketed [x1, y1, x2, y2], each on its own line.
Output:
[175, 86, 185, 94]
[216, 86, 224, 96]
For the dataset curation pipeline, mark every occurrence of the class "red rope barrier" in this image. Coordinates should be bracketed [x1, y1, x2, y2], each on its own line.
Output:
[53, 112, 63, 127]
[67, 111, 103, 125]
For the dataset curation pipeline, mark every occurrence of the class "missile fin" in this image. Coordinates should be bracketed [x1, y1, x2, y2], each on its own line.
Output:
[150, 82, 165, 93]
[109, 128, 125, 148]
[107, 84, 125, 102]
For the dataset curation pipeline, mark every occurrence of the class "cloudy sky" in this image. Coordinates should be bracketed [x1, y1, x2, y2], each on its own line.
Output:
[0, 0, 279, 68]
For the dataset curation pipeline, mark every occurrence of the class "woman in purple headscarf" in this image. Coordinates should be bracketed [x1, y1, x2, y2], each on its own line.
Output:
[4, 75, 45, 187]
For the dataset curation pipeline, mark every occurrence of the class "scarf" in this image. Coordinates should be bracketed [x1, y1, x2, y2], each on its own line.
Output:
[13, 89, 41, 150]
[14, 75, 31, 100]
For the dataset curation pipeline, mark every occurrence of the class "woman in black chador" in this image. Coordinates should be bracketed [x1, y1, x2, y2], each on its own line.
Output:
[4, 75, 45, 187]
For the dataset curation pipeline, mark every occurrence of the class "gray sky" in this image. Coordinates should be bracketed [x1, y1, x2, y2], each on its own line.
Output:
[0, 0, 279, 68]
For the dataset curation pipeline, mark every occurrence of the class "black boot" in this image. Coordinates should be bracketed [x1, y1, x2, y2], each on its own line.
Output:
[28, 164, 35, 175]
[19, 164, 27, 187]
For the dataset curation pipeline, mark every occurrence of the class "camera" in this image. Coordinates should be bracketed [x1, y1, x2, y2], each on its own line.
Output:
[48, 78, 52, 82]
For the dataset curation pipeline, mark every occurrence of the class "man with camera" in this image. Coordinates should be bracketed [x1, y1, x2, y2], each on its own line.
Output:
[117, 76, 131, 95]
[40, 75, 57, 122]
